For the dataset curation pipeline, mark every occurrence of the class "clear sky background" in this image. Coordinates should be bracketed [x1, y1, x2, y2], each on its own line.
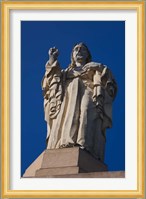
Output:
[21, 21, 125, 176]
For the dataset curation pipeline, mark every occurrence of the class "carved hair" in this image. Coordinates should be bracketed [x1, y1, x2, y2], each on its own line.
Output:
[67, 43, 92, 70]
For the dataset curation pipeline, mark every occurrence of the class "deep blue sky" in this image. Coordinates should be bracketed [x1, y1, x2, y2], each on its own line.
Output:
[21, 21, 125, 176]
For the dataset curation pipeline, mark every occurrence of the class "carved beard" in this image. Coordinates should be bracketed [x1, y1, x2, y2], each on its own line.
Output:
[75, 55, 85, 63]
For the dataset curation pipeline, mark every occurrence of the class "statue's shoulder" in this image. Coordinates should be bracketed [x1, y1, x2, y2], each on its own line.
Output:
[83, 61, 106, 72]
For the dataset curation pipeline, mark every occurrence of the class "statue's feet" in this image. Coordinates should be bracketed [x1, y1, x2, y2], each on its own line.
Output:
[59, 143, 75, 148]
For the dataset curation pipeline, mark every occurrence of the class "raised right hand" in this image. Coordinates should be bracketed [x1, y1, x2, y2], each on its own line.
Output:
[48, 47, 59, 60]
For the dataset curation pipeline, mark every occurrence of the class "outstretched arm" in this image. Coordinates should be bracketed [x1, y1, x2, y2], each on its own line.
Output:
[42, 47, 61, 92]
[42, 47, 63, 119]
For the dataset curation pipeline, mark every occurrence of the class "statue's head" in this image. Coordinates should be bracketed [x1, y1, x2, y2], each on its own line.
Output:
[69, 43, 92, 69]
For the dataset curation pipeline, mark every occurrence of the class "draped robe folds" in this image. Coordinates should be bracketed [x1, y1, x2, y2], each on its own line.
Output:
[42, 61, 117, 161]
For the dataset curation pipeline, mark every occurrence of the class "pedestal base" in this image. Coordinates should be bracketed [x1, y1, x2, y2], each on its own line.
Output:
[23, 147, 108, 177]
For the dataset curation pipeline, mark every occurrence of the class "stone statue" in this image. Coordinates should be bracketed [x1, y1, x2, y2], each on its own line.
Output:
[42, 43, 117, 162]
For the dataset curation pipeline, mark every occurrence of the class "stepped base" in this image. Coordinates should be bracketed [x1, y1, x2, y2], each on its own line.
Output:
[34, 171, 125, 178]
[23, 147, 124, 178]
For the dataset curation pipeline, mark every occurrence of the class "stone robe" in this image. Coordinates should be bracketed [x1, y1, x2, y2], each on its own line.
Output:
[42, 61, 117, 161]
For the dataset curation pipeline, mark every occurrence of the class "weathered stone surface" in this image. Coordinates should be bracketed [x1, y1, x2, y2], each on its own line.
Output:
[23, 147, 108, 177]
[41, 147, 107, 172]
[36, 167, 80, 177]
[35, 171, 125, 178]
[41, 148, 79, 168]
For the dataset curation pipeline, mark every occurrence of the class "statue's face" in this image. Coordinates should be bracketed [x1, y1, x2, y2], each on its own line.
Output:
[72, 44, 89, 65]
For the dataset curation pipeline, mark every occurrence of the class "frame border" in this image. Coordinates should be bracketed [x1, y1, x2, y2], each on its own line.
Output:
[1, 1, 145, 198]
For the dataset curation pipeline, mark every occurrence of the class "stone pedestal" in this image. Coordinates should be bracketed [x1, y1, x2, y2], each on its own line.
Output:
[23, 147, 108, 177]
